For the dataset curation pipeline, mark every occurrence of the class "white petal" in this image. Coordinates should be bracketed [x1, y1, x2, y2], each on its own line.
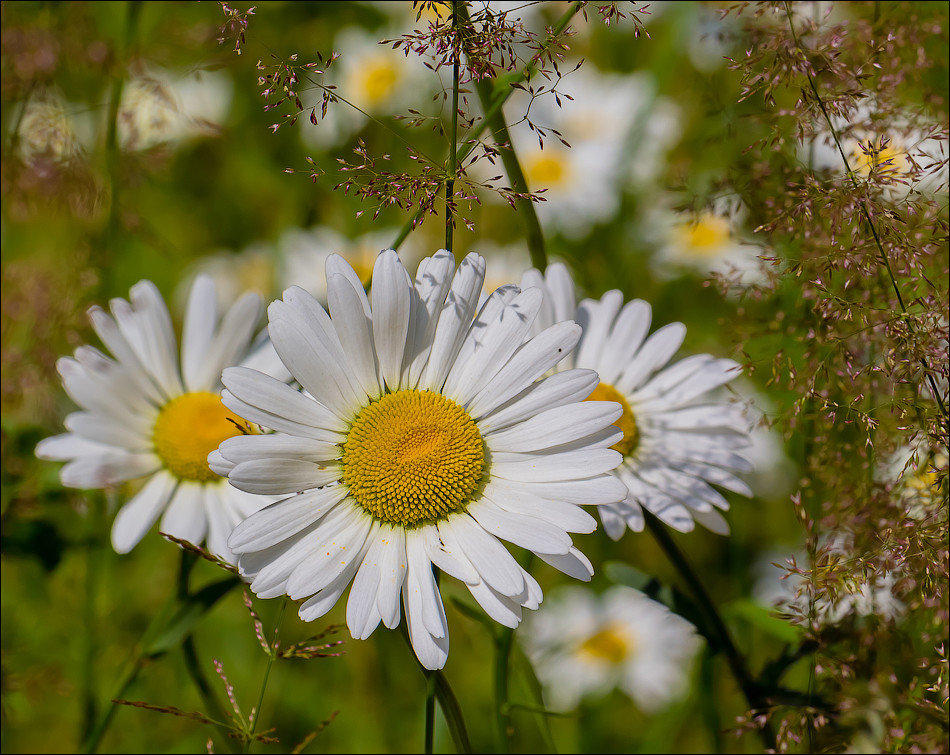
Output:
[468, 498, 572, 555]
[57, 356, 155, 429]
[441, 514, 525, 597]
[466, 579, 523, 628]
[692, 506, 731, 535]
[191, 292, 262, 392]
[297, 532, 372, 622]
[228, 458, 339, 495]
[60, 452, 160, 489]
[370, 250, 412, 391]
[535, 547, 593, 581]
[490, 448, 621, 483]
[228, 486, 349, 553]
[405, 250, 456, 387]
[326, 253, 371, 317]
[36, 433, 115, 461]
[635, 358, 742, 410]
[420, 253, 486, 391]
[87, 306, 167, 405]
[468, 321, 581, 418]
[481, 480, 597, 533]
[222, 366, 347, 438]
[485, 400, 621, 452]
[217, 434, 341, 465]
[374, 526, 408, 629]
[443, 287, 541, 405]
[574, 290, 624, 371]
[159, 481, 208, 546]
[64, 411, 151, 451]
[111, 471, 177, 553]
[346, 529, 385, 640]
[324, 276, 381, 400]
[181, 275, 219, 392]
[594, 299, 652, 385]
[615, 322, 687, 394]
[406, 529, 448, 638]
[204, 486, 244, 562]
[597, 502, 631, 541]
[477, 368, 599, 433]
[422, 525, 479, 584]
[498, 475, 627, 505]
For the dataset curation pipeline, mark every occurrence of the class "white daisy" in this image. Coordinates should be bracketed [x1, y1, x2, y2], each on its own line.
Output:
[35, 275, 286, 562]
[650, 195, 767, 288]
[521, 262, 754, 538]
[522, 585, 702, 712]
[480, 65, 679, 238]
[117, 66, 233, 152]
[214, 249, 627, 669]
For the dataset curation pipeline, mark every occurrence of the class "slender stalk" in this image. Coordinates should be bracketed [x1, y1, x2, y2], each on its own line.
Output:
[643, 513, 777, 751]
[79, 492, 106, 746]
[400, 623, 473, 754]
[390, 0, 584, 251]
[245, 600, 286, 753]
[494, 628, 514, 754]
[81, 654, 146, 754]
[783, 1, 948, 421]
[446, 1, 461, 252]
[424, 671, 437, 755]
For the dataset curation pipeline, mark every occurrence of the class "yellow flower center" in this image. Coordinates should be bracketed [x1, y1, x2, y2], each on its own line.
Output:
[341, 390, 486, 526]
[153, 392, 250, 482]
[354, 56, 400, 108]
[579, 623, 633, 664]
[586, 382, 639, 457]
[524, 151, 569, 188]
[672, 212, 732, 259]
[851, 141, 907, 178]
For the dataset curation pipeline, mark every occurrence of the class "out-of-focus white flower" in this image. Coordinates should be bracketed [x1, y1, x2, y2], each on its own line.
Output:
[649, 196, 766, 287]
[730, 380, 796, 500]
[35, 276, 287, 562]
[278, 225, 420, 300]
[522, 585, 702, 712]
[472, 241, 533, 299]
[753, 540, 905, 625]
[881, 442, 947, 521]
[12, 95, 82, 164]
[180, 244, 279, 312]
[480, 65, 679, 238]
[117, 67, 233, 151]
[301, 26, 433, 148]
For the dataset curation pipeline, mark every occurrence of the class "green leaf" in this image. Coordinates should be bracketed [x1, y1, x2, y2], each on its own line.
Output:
[144, 576, 241, 657]
[724, 598, 801, 644]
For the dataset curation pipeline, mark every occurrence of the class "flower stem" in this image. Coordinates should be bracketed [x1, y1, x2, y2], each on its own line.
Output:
[424, 670, 437, 755]
[245, 600, 286, 753]
[390, 0, 584, 252]
[445, 2, 461, 253]
[643, 512, 777, 751]
[79, 492, 106, 747]
[782, 0, 948, 422]
[400, 622, 472, 754]
[493, 627, 514, 754]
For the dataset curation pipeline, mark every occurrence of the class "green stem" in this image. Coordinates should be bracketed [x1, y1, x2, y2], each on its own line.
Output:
[390, 0, 584, 252]
[80, 493, 107, 746]
[245, 601, 286, 753]
[446, 1, 461, 252]
[783, 1, 948, 422]
[494, 628, 514, 754]
[424, 671, 437, 755]
[643, 513, 777, 751]
[80, 655, 147, 754]
[400, 623, 472, 754]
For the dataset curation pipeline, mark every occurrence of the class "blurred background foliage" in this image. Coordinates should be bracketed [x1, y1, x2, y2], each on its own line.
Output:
[1, 1, 947, 753]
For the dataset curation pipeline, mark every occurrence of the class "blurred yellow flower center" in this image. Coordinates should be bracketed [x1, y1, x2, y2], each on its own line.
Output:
[586, 382, 639, 456]
[349, 248, 376, 287]
[341, 390, 486, 526]
[355, 56, 400, 108]
[153, 392, 248, 482]
[852, 141, 907, 178]
[579, 623, 632, 664]
[673, 212, 731, 258]
[525, 151, 569, 188]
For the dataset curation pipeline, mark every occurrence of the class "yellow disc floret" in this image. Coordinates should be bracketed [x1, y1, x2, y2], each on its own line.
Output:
[578, 623, 633, 664]
[153, 392, 249, 482]
[672, 212, 732, 259]
[354, 56, 400, 108]
[525, 151, 569, 188]
[341, 389, 486, 526]
[586, 382, 640, 457]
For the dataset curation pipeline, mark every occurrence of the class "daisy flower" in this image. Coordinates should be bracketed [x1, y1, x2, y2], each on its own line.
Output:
[35, 275, 286, 562]
[522, 585, 702, 712]
[521, 262, 754, 538]
[214, 249, 627, 669]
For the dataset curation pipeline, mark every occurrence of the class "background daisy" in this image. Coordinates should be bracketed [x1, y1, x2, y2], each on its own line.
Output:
[522, 585, 702, 712]
[35, 274, 286, 562]
[522, 261, 754, 538]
